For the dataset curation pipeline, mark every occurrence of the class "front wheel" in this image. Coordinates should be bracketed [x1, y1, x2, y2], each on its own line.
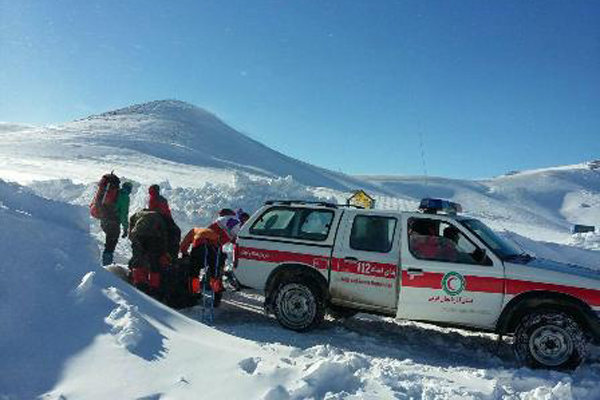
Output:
[273, 279, 324, 332]
[513, 311, 588, 370]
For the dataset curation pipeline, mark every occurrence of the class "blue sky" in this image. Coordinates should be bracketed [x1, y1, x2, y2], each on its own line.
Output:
[1, 1, 598, 179]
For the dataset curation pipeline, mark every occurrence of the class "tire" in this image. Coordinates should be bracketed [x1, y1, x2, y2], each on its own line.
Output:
[273, 278, 325, 332]
[513, 311, 588, 370]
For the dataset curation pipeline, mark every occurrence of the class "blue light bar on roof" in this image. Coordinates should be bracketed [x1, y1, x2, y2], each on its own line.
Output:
[418, 198, 463, 214]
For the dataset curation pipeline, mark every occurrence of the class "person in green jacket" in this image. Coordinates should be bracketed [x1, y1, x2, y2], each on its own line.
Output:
[117, 182, 132, 237]
[101, 181, 132, 265]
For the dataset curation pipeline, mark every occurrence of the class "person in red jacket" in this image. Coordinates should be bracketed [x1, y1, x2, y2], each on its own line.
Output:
[409, 219, 443, 260]
[148, 184, 172, 218]
[148, 184, 181, 258]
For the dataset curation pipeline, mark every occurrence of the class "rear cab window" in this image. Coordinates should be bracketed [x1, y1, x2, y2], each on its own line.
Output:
[350, 215, 397, 253]
[250, 206, 334, 241]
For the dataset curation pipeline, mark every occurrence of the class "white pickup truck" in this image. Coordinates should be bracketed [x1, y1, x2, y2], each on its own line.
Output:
[233, 199, 600, 369]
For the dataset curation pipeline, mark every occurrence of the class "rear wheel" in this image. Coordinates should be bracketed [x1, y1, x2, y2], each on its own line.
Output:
[273, 278, 324, 332]
[513, 311, 588, 370]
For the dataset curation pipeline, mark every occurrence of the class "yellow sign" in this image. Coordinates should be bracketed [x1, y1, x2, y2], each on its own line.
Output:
[347, 190, 375, 209]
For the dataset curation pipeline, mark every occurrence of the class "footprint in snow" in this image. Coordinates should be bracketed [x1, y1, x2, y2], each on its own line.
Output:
[135, 394, 162, 400]
[239, 357, 261, 375]
[279, 357, 294, 365]
[104, 288, 167, 361]
[261, 385, 290, 400]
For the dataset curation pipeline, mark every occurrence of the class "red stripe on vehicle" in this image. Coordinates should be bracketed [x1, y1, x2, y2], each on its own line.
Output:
[237, 247, 329, 270]
[406, 275, 600, 305]
[400, 271, 504, 292]
[331, 258, 397, 279]
[402, 271, 600, 305]
[237, 247, 396, 278]
[507, 279, 600, 307]
[401, 271, 444, 289]
[238, 247, 600, 305]
[330, 260, 502, 289]
[465, 276, 505, 293]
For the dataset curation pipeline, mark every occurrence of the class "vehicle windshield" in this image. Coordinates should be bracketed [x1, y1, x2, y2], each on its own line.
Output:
[460, 218, 525, 260]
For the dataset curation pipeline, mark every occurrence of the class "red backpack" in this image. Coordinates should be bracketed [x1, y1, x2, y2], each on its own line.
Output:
[90, 173, 121, 219]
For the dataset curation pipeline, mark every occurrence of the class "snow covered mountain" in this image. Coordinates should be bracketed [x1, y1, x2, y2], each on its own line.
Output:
[0, 100, 377, 192]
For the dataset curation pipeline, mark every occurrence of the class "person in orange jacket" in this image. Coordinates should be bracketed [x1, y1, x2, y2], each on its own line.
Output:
[180, 209, 244, 301]
[180, 209, 241, 256]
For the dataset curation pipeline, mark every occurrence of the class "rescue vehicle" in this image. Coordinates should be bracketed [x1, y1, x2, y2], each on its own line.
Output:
[233, 199, 600, 369]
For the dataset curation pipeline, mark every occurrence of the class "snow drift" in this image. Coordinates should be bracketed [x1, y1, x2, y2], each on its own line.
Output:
[0, 180, 99, 397]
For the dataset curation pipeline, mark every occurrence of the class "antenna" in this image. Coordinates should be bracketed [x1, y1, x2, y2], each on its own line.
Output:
[418, 131, 429, 194]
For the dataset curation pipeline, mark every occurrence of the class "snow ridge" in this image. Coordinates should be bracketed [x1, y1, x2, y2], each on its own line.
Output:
[91, 99, 212, 120]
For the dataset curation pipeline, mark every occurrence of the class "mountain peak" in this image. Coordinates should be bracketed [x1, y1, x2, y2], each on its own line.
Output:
[89, 99, 217, 121]
[44, 99, 374, 191]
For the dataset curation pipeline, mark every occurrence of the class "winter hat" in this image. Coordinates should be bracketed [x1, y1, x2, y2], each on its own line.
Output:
[215, 215, 241, 240]
[239, 212, 250, 225]
[149, 184, 160, 195]
[236, 208, 250, 224]
[122, 182, 133, 193]
[218, 208, 235, 217]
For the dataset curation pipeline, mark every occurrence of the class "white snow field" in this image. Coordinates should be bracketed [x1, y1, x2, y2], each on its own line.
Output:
[1, 100, 600, 399]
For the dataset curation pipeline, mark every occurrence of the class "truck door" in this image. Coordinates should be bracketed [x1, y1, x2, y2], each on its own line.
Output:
[330, 210, 400, 312]
[396, 214, 505, 329]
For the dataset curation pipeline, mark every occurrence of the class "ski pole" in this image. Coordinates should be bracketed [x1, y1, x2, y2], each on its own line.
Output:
[211, 240, 221, 322]
[201, 242, 209, 322]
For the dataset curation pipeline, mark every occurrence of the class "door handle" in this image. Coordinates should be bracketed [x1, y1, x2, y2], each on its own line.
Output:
[344, 257, 358, 262]
[406, 268, 424, 276]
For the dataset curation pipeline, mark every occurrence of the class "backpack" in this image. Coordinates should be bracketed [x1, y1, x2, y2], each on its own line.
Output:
[90, 173, 121, 219]
[161, 256, 199, 309]
[129, 209, 168, 240]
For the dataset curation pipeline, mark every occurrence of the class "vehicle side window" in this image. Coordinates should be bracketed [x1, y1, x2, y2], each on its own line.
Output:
[250, 207, 334, 241]
[298, 210, 334, 240]
[250, 208, 296, 237]
[350, 215, 397, 253]
[408, 217, 491, 265]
